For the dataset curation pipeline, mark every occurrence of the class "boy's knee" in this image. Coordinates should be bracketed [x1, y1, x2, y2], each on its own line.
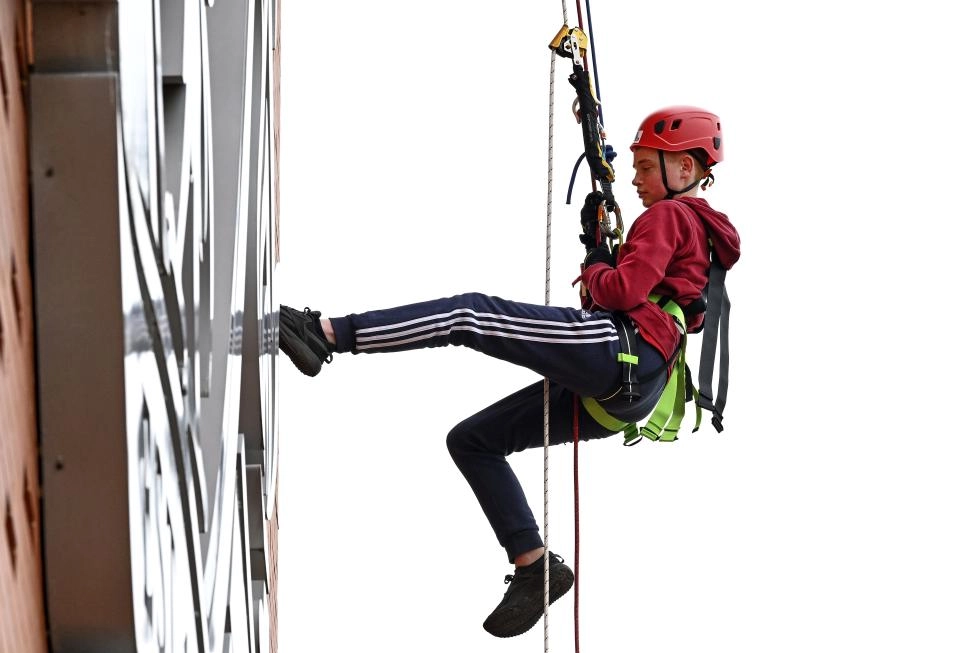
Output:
[446, 422, 468, 460]
[446, 415, 483, 460]
[454, 291, 489, 309]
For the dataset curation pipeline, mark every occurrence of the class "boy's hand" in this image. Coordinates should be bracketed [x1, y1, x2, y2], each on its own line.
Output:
[579, 190, 606, 248]
[583, 243, 615, 268]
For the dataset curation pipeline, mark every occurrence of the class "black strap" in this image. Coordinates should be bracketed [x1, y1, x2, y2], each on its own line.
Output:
[612, 313, 641, 403]
[696, 260, 730, 432]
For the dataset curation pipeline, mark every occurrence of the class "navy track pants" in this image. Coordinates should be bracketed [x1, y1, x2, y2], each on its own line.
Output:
[329, 292, 668, 561]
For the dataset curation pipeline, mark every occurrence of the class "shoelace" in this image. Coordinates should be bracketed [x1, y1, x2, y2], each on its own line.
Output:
[503, 568, 530, 585]
[503, 553, 564, 585]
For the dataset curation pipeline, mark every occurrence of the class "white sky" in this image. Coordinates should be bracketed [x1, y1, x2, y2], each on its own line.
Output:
[275, 3, 980, 652]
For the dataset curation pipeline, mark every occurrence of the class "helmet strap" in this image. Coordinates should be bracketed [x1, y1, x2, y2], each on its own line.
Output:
[659, 150, 701, 200]
[700, 171, 715, 190]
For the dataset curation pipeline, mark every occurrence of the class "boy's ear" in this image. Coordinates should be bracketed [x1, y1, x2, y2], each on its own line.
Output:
[681, 153, 695, 173]
[676, 152, 695, 180]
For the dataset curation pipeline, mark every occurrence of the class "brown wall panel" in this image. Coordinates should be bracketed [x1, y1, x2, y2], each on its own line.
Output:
[0, 0, 47, 652]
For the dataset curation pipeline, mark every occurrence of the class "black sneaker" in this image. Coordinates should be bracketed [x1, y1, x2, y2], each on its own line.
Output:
[483, 552, 574, 638]
[278, 304, 335, 377]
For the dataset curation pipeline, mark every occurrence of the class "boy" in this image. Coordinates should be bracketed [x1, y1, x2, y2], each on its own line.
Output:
[279, 106, 740, 638]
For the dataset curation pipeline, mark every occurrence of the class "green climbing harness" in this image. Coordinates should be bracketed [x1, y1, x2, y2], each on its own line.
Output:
[581, 296, 695, 444]
[582, 249, 733, 445]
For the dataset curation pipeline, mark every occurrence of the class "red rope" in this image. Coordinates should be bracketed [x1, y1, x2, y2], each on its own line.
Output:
[573, 4, 587, 649]
[574, 1, 587, 66]
[573, 396, 581, 653]
[573, 3, 592, 649]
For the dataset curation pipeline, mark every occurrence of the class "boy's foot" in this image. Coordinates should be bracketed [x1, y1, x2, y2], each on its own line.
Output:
[483, 552, 574, 638]
[278, 305, 335, 377]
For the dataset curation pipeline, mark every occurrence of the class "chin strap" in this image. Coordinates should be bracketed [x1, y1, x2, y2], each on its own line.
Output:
[700, 171, 715, 190]
[659, 150, 703, 200]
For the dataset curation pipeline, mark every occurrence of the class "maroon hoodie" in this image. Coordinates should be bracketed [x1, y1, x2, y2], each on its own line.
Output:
[581, 197, 740, 364]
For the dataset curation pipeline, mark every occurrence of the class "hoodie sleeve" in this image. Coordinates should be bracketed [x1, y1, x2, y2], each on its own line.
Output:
[581, 203, 696, 311]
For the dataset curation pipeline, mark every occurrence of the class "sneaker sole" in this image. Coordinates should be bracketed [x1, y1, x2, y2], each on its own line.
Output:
[278, 321, 323, 377]
[484, 566, 575, 638]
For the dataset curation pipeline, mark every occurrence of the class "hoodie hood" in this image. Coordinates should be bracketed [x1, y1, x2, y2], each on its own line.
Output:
[676, 197, 740, 270]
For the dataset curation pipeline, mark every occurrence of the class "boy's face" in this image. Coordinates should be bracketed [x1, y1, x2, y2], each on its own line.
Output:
[631, 147, 684, 208]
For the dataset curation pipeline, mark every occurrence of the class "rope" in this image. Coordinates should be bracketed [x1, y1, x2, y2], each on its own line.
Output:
[544, 4, 570, 652]
[573, 397, 581, 653]
[542, 44, 557, 653]
[542, 0, 566, 638]
[570, 3, 594, 652]
[583, 0, 603, 123]
[576, 0, 588, 653]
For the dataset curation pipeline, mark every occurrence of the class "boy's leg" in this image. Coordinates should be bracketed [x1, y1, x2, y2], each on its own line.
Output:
[446, 379, 615, 637]
[446, 380, 614, 562]
[328, 292, 622, 399]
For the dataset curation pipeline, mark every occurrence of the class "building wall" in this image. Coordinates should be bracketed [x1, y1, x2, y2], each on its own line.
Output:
[0, 1, 47, 652]
[24, 1, 281, 651]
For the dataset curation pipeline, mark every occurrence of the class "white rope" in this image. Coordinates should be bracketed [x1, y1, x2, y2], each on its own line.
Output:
[542, 34, 561, 653]
[544, 6, 567, 651]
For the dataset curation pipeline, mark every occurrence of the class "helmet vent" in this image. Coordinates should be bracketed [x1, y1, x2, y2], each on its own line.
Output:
[653, 120, 666, 134]
[671, 119, 683, 130]
[713, 137, 721, 150]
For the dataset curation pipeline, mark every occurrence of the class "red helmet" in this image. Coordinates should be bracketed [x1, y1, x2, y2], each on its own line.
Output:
[630, 106, 723, 167]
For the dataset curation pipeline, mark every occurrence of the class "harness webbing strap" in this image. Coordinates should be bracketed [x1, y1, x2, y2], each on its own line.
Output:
[612, 313, 640, 402]
[638, 297, 688, 442]
[695, 260, 730, 432]
[640, 351, 685, 442]
[581, 395, 627, 432]
[580, 297, 689, 444]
